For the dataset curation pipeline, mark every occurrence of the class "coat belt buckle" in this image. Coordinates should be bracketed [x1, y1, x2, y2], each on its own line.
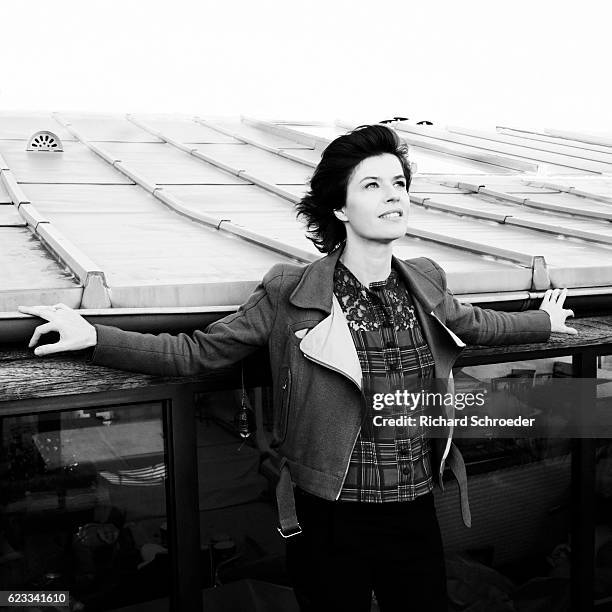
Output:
[277, 523, 302, 538]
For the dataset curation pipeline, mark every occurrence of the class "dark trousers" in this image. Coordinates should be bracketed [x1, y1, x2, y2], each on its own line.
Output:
[286, 490, 448, 612]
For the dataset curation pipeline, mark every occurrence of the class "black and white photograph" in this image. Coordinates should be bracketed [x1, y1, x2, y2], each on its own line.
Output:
[1, 1, 612, 610]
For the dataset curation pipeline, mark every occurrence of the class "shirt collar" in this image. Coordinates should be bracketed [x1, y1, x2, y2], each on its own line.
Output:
[335, 260, 399, 293]
[289, 248, 445, 314]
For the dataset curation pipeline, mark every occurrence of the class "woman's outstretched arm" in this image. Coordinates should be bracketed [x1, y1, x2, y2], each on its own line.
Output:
[19, 265, 286, 376]
[425, 259, 576, 345]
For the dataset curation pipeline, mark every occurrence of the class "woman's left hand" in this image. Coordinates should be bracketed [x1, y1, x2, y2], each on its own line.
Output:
[539, 288, 577, 335]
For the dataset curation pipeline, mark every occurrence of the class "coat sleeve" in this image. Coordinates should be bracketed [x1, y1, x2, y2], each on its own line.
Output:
[91, 265, 285, 376]
[428, 259, 552, 346]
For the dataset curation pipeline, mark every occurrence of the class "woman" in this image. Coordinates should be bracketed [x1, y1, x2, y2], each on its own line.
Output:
[20, 125, 576, 611]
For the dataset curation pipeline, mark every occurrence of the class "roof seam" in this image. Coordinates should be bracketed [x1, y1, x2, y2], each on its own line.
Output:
[335, 119, 539, 173]
[522, 178, 612, 206]
[54, 113, 313, 264]
[192, 116, 317, 169]
[413, 184, 612, 245]
[446, 125, 612, 166]
[0, 149, 109, 308]
[392, 123, 609, 174]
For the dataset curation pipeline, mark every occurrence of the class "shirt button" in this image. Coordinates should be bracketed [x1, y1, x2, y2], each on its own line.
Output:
[402, 466, 411, 475]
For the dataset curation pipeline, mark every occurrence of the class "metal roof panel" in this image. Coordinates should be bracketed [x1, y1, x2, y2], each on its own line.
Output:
[98, 142, 247, 184]
[0, 205, 25, 226]
[62, 114, 162, 142]
[521, 192, 612, 216]
[167, 184, 318, 255]
[136, 117, 241, 144]
[0, 113, 75, 141]
[211, 120, 314, 149]
[448, 125, 612, 166]
[498, 127, 612, 155]
[189, 144, 312, 184]
[0, 180, 11, 203]
[0, 226, 82, 311]
[407, 207, 612, 277]
[17, 182, 296, 295]
[3, 114, 612, 317]
[396, 124, 610, 174]
[392, 237, 533, 294]
[0, 141, 133, 184]
[434, 175, 560, 193]
[408, 147, 515, 175]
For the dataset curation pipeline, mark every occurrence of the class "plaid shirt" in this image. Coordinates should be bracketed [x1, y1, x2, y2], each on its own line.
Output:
[334, 261, 435, 502]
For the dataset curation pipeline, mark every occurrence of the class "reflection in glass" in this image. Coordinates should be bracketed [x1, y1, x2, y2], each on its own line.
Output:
[595, 354, 612, 606]
[195, 389, 298, 611]
[0, 402, 169, 611]
[440, 357, 576, 611]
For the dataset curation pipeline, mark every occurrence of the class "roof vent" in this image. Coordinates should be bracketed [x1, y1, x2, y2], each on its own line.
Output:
[380, 117, 409, 124]
[27, 131, 63, 152]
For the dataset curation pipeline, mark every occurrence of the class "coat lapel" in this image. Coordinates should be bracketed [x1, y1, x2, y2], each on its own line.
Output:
[288, 248, 362, 390]
[299, 295, 363, 390]
[394, 257, 465, 375]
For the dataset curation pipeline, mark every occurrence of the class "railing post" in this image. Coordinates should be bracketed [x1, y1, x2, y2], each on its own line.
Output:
[571, 351, 597, 612]
[164, 385, 203, 612]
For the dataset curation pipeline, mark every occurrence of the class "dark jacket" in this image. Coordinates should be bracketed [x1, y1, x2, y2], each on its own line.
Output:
[92, 249, 551, 527]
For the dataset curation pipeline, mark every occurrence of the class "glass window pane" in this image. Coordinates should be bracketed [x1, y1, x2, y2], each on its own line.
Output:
[596, 353, 612, 605]
[195, 388, 297, 611]
[440, 357, 573, 610]
[0, 402, 170, 611]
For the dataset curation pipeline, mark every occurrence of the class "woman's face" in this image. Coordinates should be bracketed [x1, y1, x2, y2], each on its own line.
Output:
[336, 153, 410, 246]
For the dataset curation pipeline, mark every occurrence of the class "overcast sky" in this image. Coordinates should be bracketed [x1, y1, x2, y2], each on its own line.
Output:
[3, 0, 610, 133]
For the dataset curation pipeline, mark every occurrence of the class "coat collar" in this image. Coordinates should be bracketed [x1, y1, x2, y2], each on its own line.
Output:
[392, 257, 446, 313]
[289, 247, 341, 314]
[289, 246, 446, 314]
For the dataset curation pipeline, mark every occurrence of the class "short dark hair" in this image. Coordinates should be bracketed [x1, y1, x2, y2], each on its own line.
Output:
[296, 124, 412, 254]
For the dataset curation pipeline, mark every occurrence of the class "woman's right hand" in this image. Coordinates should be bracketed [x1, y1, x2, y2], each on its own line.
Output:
[18, 303, 97, 356]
